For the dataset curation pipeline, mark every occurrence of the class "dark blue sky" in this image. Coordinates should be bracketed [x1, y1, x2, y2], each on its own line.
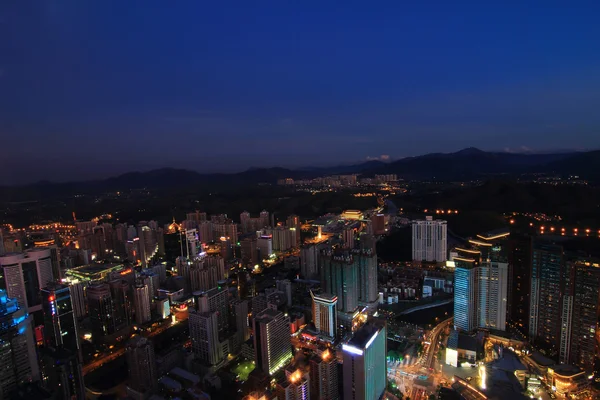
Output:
[2, 1, 600, 184]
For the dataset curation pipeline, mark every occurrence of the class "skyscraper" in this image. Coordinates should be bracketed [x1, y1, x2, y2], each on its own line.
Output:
[0, 248, 54, 320]
[232, 299, 250, 342]
[109, 279, 132, 330]
[300, 245, 319, 280]
[507, 233, 532, 336]
[309, 349, 339, 400]
[276, 279, 292, 307]
[86, 283, 115, 341]
[194, 287, 229, 334]
[529, 242, 565, 354]
[0, 289, 40, 398]
[342, 228, 354, 249]
[342, 320, 387, 400]
[253, 308, 292, 375]
[133, 282, 151, 325]
[126, 335, 157, 399]
[311, 292, 337, 338]
[40, 283, 79, 354]
[412, 216, 447, 263]
[320, 250, 358, 314]
[566, 260, 600, 372]
[189, 310, 223, 366]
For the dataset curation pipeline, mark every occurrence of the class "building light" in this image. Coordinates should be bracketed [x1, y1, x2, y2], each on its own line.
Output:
[342, 344, 363, 355]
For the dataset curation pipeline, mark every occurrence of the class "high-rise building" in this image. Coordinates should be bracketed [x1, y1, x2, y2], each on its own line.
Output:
[507, 233, 532, 336]
[189, 310, 223, 366]
[259, 210, 270, 229]
[286, 215, 301, 247]
[309, 349, 339, 400]
[529, 242, 565, 354]
[253, 309, 292, 375]
[300, 245, 319, 280]
[126, 335, 157, 399]
[109, 279, 132, 329]
[194, 287, 229, 334]
[257, 235, 273, 259]
[0, 249, 54, 319]
[40, 283, 80, 354]
[342, 228, 354, 249]
[311, 292, 337, 338]
[232, 299, 250, 342]
[320, 250, 358, 314]
[40, 347, 85, 400]
[267, 227, 297, 252]
[412, 216, 447, 263]
[371, 214, 385, 236]
[276, 280, 292, 307]
[566, 260, 600, 372]
[86, 283, 115, 341]
[133, 282, 151, 325]
[342, 320, 387, 400]
[241, 237, 258, 265]
[0, 289, 40, 398]
[275, 368, 310, 400]
[67, 281, 86, 320]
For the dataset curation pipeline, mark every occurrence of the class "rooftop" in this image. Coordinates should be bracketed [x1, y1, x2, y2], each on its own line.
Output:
[347, 319, 385, 349]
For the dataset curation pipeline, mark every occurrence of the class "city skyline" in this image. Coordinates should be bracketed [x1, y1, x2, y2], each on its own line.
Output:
[2, 2, 600, 183]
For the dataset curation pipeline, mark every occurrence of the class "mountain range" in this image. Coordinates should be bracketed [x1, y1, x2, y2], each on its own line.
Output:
[2, 148, 599, 201]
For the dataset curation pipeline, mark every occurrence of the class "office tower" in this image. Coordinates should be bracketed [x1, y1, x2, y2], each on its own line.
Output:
[411, 216, 447, 263]
[276, 368, 310, 400]
[320, 249, 359, 314]
[109, 279, 132, 329]
[68, 281, 86, 320]
[566, 261, 600, 372]
[276, 279, 292, 306]
[232, 299, 250, 342]
[311, 292, 337, 338]
[342, 228, 354, 249]
[194, 287, 229, 334]
[86, 283, 115, 341]
[241, 236, 258, 265]
[453, 256, 508, 332]
[309, 349, 339, 400]
[355, 248, 378, 312]
[189, 310, 224, 366]
[133, 282, 151, 325]
[253, 309, 292, 375]
[529, 242, 565, 353]
[370, 214, 385, 235]
[0, 289, 40, 398]
[0, 249, 54, 318]
[300, 245, 319, 280]
[40, 283, 79, 353]
[141, 270, 159, 303]
[342, 320, 387, 400]
[257, 235, 273, 259]
[252, 294, 269, 317]
[507, 233, 532, 336]
[126, 336, 158, 398]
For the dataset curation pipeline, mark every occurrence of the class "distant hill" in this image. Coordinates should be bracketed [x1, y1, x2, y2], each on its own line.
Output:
[366, 148, 595, 180]
[1, 148, 599, 202]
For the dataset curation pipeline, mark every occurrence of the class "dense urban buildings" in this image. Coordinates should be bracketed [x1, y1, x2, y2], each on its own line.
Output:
[253, 308, 292, 376]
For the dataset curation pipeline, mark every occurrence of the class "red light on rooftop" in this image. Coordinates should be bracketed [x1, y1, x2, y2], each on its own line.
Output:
[48, 295, 55, 302]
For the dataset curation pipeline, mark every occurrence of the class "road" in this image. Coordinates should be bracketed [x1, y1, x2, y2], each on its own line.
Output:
[423, 317, 453, 371]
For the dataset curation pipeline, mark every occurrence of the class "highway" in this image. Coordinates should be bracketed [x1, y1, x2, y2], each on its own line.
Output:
[423, 317, 453, 371]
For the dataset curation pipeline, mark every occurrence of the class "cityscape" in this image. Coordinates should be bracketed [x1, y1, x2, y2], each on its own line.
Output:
[2, 2, 600, 400]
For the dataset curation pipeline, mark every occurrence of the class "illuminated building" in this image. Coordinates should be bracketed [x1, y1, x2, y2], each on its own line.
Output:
[65, 262, 125, 283]
[67, 280, 86, 320]
[311, 292, 337, 338]
[320, 249, 358, 314]
[342, 320, 387, 400]
[189, 310, 224, 366]
[275, 368, 310, 400]
[212, 222, 238, 244]
[86, 283, 115, 341]
[253, 309, 292, 375]
[309, 350, 339, 400]
[340, 210, 363, 220]
[40, 283, 79, 354]
[0, 289, 40, 398]
[412, 216, 447, 263]
[529, 242, 565, 353]
[0, 248, 54, 319]
[266, 227, 297, 252]
[126, 335, 158, 399]
[193, 287, 229, 334]
[547, 365, 590, 399]
[286, 214, 301, 246]
[300, 245, 319, 280]
[133, 282, 151, 325]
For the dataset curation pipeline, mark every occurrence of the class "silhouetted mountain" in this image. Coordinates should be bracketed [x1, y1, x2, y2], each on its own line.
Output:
[368, 148, 582, 180]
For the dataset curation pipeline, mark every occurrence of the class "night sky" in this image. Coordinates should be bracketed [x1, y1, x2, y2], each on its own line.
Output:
[1, 2, 600, 184]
